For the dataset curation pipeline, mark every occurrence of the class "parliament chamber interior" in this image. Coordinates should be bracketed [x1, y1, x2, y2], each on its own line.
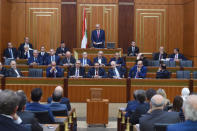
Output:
[0, 0, 197, 131]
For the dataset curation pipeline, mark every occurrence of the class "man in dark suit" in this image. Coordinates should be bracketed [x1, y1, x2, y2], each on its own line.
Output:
[45, 49, 60, 65]
[47, 86, 71, 111]
[68, 60, 86, 78]
[25, 88, 55, 122]
[3, 42, 18, 65]
[6, 60, 23, 77]
[38, 46, 49, 64]
[169, 48, 187, 61]
[18, 37, 33, 59]
[91, 24, 105, 48]
[108, 61, 123, 79]
[28, 50, 43, 65]
[0, 90, 27, 131]
[46, 61, 63, 78]
[139, 94, 180, 131]
[60, 51, 76, 66]
[87, 62, 107, 78]
[16, 90, 43, 131]
[19, 45, 33, 59]
[108, 52, 125, 67]
[93, 51, 107, 66]
[79, 52, 92, 67]
[156, 64, 170, 79]
[167, 95, 197, 131]
[0, 62, 7, 77]
[127, 41, 139, 56]
[129, 60, 147, 79]
[153, 46, 168, 60]
[55, 41, 69, 56]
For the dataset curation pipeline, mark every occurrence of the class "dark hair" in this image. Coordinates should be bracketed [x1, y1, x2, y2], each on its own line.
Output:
[31, 88, 42, 102]
[136, 90, 146, 103]
[172, 96, 183, 112]
[16, 91, 27, 111]
[174, 48, 179, 52]
[161, 64, 166, 70]
[52, 92, 62, 102]
[61, 41, 65, 44]
[146, 89, 156, 101]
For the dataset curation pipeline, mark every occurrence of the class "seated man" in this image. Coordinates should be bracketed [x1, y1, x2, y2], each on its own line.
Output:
[38, 46, 49, 64]
[93, 51, 107, 66]
[60, 51, 76, 66]
[28, 50, 43, 65]
[6, 60, 23, 77]
[18, 37, 33, 59]
[0, 62, 7, 77]
[136, 53, 148, 66]
[0, 90, 27, 131]
[45, 49, 60, 65]
[169, 48, 187, 61]
[46, 61, 63, 78]
[55, 41, 69, 57]
[91, 24, 105, 48]
[3, 42, 18, 65]
[153, 46, 168, 60]
[108, 61, 123, 79]
[87, 62, 107, 78]
[68, 60, 85, 78]
[127, 41, 139, 56]
[20, 45, 33, 59]
[79, 52, 92, 67]
[129, 60, 147, 79]
[47, 86, 71, 111]
[156, 64, 170, 79]
[108, 52, 125, 67]
[16, 90, 43, 131]
[25, 88, 55, 122]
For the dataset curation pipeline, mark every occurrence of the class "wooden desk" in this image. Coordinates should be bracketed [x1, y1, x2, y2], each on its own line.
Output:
[43, 124, 60, 131]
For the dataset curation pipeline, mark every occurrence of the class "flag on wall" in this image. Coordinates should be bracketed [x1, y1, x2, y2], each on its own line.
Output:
[81, 8, 87, 48]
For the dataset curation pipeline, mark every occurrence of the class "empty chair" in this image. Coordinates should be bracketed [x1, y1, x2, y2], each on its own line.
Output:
[193, 71, 197, 79]
[163, 61, 176, 67]
[28, 68, 43, 77]
[148, 60, 160, 67]
[107, 42, 115, 49]
[29, 110, 53, 124]
[52, 110, 67, 116]
[180, 60, 193, 67]
[176, 71, 191, 79]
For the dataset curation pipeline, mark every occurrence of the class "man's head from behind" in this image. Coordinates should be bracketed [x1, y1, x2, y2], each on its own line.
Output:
[136, 90, 146, 103]
[150, 94, 165, 110]
[146, 89, 157, 102]
[31, 88, 42, 102]
[16, 90, 27, 112]
[52, 86, 63, 102]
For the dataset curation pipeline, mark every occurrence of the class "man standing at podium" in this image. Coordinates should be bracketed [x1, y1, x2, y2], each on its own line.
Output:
[91, 24, 105, 48]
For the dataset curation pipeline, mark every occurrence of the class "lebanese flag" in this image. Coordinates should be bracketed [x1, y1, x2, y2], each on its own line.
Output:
[81, 8, 88, 48]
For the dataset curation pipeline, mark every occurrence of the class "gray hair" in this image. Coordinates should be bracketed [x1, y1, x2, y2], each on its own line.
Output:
[150, 95, 165, 108]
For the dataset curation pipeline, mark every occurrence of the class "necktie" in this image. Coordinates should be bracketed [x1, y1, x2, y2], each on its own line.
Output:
[96, 70, 98, 76]
[67, 58, 70, 64]
[159, 54, 162, 60]
[9, 49, 14, 59]
[42, 52, 44, 56]
[113, 69, 116, 76]
[135, 70, 139, 79]
[97, 30, 100, 38]
[27, 51, 30, 58]
[34, 57, 37, 62]
[15, 69, 20, 77]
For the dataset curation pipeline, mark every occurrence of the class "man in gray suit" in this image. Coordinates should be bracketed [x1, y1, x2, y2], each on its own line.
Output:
[139, 94, 180, 131]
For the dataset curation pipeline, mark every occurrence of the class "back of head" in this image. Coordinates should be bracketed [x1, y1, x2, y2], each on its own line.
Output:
[172, 96, 183, 112]
[31, 88, 42, 102]
[16, 90, 27, 112]
[157, 88, 167, 99]
[146, 89, 156, 101]
[52, 92, 62, 102]
[181, 88, 190, 97]
[150, 94, 165, 110]
[136, 90, 146, 103]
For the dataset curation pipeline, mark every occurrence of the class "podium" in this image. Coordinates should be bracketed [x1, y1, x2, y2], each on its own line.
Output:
[86, 88, 109, 126]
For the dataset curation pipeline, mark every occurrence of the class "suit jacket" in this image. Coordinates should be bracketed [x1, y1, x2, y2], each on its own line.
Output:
[49, 102, 67, 111]
[68, 67, 86, 78]
[3, 48, 18, 59]
[139, 109, 180, 131]
[169, 53, 187, 60]
[45, 55, 60, 65]
[20, 50, 33, 59]
[167, 120, 197, 131]
[0, 67, 7, 76]
[108, 57, 126, 66]
[91, 29, 105, 48]
[6, 68, 23, 77]
[27, 57, 43, 65]
[17, 111, 43, 131]
[129, 65, 147, 78]
[47, 97, 71, 111]
[46, 66, 63, 78]
[93, 57, 107, 66]
[125, 100, 139, 117]
[18, 43, 33, 58]
[38, 52, 49, 64]
[60, 57, 76, 66]
[156, 70, 170, 79]
[0, 115, 27, 131]
[108, 67, 123, 78]
[153, 52, 168, 60]
[87, 67, 107, 78]
[55, 47, 69, 55]
[127, 46, 139, 56]
[79, 58, 92, 66]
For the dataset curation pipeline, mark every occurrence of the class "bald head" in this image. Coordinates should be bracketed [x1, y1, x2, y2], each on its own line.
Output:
[150, 94, 165, 109]
[54, 86, 63, 94]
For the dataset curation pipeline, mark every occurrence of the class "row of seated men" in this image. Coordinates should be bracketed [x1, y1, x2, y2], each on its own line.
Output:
[123, 87, 197, 131]
[0, 86, 71, 131]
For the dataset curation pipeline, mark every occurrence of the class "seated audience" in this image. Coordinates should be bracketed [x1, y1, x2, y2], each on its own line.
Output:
[3, 42, 18, 65]
[139, 95, 180, 131]
[153, 46, 168, 60]
[16, 90, 43, 131]
[18, 37, 33, 59]
[129, 60, 147, 79]
[68, 60, 86, 78]
[20, 45, 33, 59]
[156, 64, 170, 79]
[7, 60, 23, 77]
[47, 86, 71, 111]
[79, 52, 92, 67]
[167, 95, 197, 131]
[108, 52, 125, 67]
[87, 62, 107, 78]
[93, 51, 107, 66]
[55, 41, 69, 57]
[0, 90, 27, 131]
[0, 62, 7, 77]
[136, 53, 148, 66]
[45, 49, 60, 65]
[127, 41, 139, 56]
[25, 88, 55, 122]
[181, 87, 190, 101]
[169, 48, 187, 61]
[46, 61, 63, 78]
[156, 88, 170, 107]
[38, 46, 49, 64]
[108, 61, 123, 79]
[60, 51, 76, 66]
[28, 50, 43, 65]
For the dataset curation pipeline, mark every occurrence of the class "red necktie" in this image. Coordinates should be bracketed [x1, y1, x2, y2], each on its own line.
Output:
[97, 30, 100, 38]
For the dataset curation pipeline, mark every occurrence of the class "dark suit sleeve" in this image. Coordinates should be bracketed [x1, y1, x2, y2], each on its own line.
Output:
[91, 31, 95, 43]
[30, 117, 43, 131]
[108, 69, 113, 78]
